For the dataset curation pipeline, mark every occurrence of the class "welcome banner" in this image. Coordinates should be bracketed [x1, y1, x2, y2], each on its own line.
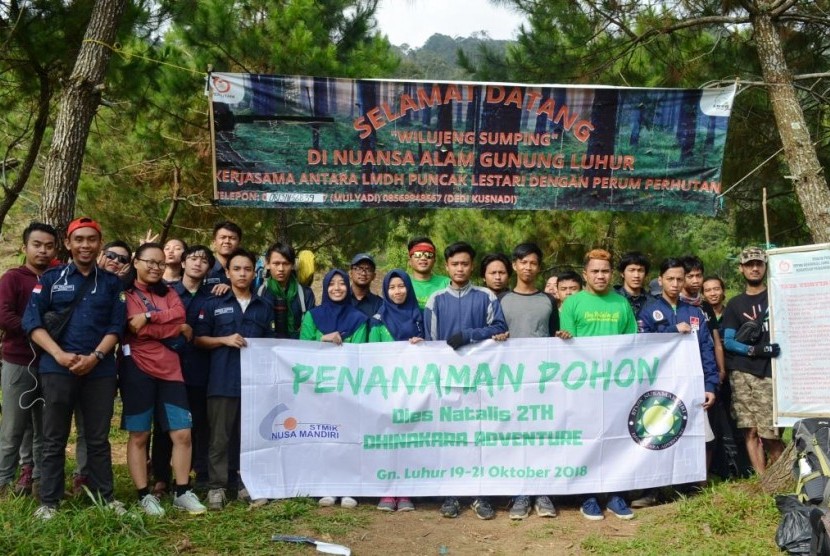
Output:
[209, 74, 735, 215]
[768, 244, 830, 426]
[240, 335, 707, 499]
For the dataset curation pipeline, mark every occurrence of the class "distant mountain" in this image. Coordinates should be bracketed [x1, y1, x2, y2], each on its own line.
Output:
[391, 32, 512, 80]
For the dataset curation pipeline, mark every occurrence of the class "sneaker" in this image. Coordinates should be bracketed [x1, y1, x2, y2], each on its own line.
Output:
[440, 497, 460, 518]
[397, 498, 415, 512]
[630, 492, 658, 508]
[249, 497, 270, 508]
[107, 499, 128, 517]
[173, 490, 207, 515]
[71, 474, 89, 497]
[471, 498, 495, 520]
[34, 504, 57, 521]
[509, 495, 531, 520]
[377, 497, 397, 511]
[238, 486, 251, 503]
[139, 493, 165, 516]
[318, 496, 337, 507]
[14, 465, 34, 496]
[580, 497, 604, 521]
[341, 496, 358, 508]
[534, 495, 557, 518]
[607, 496, 634, 520]
[207, 488, 227, 510]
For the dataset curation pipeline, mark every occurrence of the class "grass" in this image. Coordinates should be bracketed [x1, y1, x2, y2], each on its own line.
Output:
[0, 399, 783, 554]
[579, 480, 780, 554]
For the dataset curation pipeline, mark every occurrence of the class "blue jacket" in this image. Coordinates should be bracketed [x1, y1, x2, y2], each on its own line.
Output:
[424, 282, 507, 345]
[204, 260, 230, 288]
[172, 281, 214, 387]
[194, 290, 275, 397]
[22, 264, 125, 378]
[639, 296, 719, 393]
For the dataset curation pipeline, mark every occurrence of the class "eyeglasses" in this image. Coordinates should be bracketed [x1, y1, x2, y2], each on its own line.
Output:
[351, 265, 374, 274]
[136, 258, 167, 269]
[411, 251, 435, 260]
[104, 251, 130, 265]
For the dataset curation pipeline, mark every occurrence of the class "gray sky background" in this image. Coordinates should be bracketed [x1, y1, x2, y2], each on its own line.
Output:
[374, 0, 527, 48]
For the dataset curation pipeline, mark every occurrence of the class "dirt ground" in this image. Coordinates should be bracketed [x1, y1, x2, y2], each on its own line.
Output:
[315, 498, 646, 556]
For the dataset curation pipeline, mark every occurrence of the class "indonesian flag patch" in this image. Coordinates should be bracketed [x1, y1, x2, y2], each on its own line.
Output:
[690, 316, 700, 331]
[32, 284, 42, 294]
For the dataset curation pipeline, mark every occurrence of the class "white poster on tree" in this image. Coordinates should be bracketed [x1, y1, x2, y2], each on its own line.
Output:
[768, 243, 830, 426]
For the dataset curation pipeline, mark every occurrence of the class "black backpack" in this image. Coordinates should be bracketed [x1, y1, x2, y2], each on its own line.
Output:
[792, 419, 830, 506]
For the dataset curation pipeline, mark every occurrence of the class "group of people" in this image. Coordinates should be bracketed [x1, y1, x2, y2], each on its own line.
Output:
[0, 216, 782, 524]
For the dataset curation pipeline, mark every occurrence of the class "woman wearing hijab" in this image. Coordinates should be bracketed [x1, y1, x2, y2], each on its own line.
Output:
[369, 269, 424, 344]
[369, 269, 423, 512]
[299, 269, 368, 345]
[300, 269, 367, 508]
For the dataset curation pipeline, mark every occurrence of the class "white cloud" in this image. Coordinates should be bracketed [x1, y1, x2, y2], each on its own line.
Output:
[374, 0, 526, 48]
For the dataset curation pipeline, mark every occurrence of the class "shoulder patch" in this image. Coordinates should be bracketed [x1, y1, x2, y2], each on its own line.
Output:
[118, 291, 126, 303]
[690, 316, 700, 331]
[652, 309, 665, 321]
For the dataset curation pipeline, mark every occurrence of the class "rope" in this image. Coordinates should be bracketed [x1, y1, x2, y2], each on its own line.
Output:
[82, 38, 205, 76]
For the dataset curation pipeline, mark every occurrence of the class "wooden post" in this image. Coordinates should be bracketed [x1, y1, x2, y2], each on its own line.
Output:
[763, 187, 771, 247]
[159, 166, 182, 245]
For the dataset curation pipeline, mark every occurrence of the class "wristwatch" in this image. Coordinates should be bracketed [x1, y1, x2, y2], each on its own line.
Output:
[93, 350, 105, 361]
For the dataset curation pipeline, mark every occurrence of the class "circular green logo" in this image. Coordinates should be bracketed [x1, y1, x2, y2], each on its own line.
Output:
[628, 390, 688, 450]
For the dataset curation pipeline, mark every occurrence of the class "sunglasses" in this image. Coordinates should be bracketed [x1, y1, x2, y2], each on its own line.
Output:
[411, 251, 435, 260]
[104, 251, 130, 265]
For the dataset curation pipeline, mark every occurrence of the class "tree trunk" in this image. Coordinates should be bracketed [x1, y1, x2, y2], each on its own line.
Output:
[760, 441, 796, 494]
[38, 0, 128, 239]
[0, 67, 51, 232]
[752, 9, 830, 244]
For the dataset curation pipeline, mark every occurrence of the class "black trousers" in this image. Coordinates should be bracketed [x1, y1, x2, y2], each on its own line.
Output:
[39, 373, 116, 506]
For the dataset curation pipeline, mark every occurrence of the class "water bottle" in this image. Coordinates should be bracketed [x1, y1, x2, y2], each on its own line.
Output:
[800, 456, 826, 504]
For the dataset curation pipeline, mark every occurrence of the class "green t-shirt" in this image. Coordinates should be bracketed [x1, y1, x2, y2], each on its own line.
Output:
[299, 313, 368, 343]
[410, 273, 450, 309]
[368, 323, 395, 343]
[558, 289, 637, 337]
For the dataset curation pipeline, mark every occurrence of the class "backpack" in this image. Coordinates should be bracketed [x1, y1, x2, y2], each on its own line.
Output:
[792, 419, 830, 506]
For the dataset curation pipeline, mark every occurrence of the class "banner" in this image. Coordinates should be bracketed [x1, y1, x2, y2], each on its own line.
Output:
[768, 244, 830, 425]
[209, 74, 735, 215]
[240, 335, 707, 499]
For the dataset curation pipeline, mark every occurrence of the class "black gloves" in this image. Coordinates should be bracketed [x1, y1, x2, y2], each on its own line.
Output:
[750, 343, 780, 358]
[447, 332, 465, 350]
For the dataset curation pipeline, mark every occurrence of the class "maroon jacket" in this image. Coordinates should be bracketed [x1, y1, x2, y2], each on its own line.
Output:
[0, 266, 40, 365]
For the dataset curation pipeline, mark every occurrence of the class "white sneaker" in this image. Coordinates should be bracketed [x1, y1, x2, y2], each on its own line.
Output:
[341, 496, 358, 508]
[238, 487, 252, 503]
[207, 488, 227, 510]
[318, 496, 337, 507]
[139, 493, 165, 516]
[107, 499, 128, 517]
[173, 490, 207, 515]
[34, 504, 57, 521]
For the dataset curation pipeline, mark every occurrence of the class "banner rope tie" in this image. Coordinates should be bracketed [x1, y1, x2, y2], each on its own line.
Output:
[82, 39, 205, 76]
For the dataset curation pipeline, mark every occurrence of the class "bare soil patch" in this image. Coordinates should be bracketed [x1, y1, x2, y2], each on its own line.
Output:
[321, 498, 652, 556]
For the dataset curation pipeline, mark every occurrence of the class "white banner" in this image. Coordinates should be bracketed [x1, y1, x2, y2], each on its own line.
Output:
[768, 243, 830, 425]
[240, 335, 707, 499]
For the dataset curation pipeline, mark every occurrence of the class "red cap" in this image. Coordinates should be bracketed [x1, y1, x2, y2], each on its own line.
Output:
[66, 217, 102, 238]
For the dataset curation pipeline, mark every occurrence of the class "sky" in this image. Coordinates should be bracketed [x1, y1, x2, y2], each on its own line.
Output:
[374, 0, 527, 48]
